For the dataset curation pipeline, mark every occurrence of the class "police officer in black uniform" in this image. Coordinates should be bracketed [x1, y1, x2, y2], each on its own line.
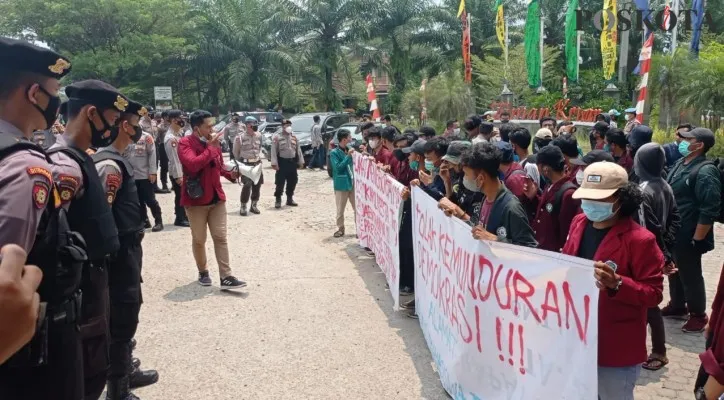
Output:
[47, 80, 124, 400]
[0, 37, 88, 400]
[93, 100, 159, 400]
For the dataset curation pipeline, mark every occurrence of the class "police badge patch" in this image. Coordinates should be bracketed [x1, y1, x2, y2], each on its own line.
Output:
[32, 181, 49, 209]
[545, 203, 553, 213]
[496, 226, 507, 238]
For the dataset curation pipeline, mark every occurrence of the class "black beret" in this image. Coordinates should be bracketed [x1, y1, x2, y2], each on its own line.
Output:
[123, 100, 146, 117]
[167, 109, 183, 119]
[65, 80, 128, 112]
[0, 37, 71, 79]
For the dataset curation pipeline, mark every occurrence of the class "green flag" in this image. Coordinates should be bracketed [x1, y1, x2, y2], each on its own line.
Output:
[524, 0, 541, 88]
[565, 0, 579, 82]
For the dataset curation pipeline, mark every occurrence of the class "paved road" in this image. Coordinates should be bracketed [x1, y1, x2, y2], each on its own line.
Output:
[133, 165, 721, 399]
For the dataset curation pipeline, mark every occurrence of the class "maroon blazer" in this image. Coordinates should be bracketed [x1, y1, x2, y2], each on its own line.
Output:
[178, 134, 236, 207]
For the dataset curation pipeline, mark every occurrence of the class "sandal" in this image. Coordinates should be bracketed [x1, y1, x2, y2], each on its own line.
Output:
[333, 230, 344, 238]
[642, 354, 669, 371]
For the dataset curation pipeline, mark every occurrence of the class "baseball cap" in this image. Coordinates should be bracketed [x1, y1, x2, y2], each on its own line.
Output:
[281, 119, 292, 125]
[570, 149, 615, 166]
[679, 127, 715, 150]
[495, 141, 514, 163]
[608, 109, 621, 117]
[572, 161, 628, 200]
[464, 114, 482, 130]
[442, 141, 472, 165]
[244, 116, 258, 123]
[535, 128, 553, 139]
[593, 121, 610, 134]
[624, 107, 637, 114]
[402, 139, 427, 155]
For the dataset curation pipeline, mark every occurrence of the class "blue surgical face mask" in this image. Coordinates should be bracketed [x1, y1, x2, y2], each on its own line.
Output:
[424, 160, 435, 172]
[580, 199, 616, 222]
[409, 160, 419, 170]
[513, 154, 520, 162]
[678, 140, 691, 157]
[463, 176, 481, 192]
[603, 143, 611, 153]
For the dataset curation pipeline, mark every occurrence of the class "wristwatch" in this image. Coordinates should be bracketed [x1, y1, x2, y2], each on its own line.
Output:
[612, 276, 623, 292]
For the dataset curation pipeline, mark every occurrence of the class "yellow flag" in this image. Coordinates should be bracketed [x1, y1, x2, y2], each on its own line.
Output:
[457, 0, 465, 18]
[600, 0, 618, 80]
[495, 1, 506, 56]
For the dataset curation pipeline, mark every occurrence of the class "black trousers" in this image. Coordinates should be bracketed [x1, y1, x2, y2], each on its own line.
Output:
[670, 243, 707, 315]
[647, 306, 666, 355]
[80, 263, 110, 400]
[108, 236, 143, 379]
[240, 163, 264, 203]
[0, 316, 84, 400]
[399, 199, 415, 289]
[156, 144, 169, 189]
[171, 178, 186, 222]
[136, 179, 162, 224]
[274, 158, 298, 198]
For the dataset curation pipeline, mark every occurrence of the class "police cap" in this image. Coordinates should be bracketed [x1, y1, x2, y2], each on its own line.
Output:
[0, 37, 71, 79]
[65, 80, 128, 112]
[123, 100, 146, 117]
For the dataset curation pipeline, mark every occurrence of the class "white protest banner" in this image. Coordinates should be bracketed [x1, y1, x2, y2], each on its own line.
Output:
[353, 152, 405, 309]
[411, 186, 599, 400]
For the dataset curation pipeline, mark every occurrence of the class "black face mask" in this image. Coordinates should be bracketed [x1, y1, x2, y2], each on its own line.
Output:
[29, 85, 61, 130]
[131, 125, 143, 142]
[393, 148, 407, 162]
[177, 120, 185, 128]
[251, 125, 258, 132]
[89, 111, 117, 148]
[232, 119, 239, 123]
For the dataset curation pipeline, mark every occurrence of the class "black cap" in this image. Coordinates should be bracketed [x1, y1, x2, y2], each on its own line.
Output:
[539, 116, 556, 126]
[282, 119, 292, 125]
[495, 141, 514, 163]
[535, 144, 565, 168]
[593, 121, 610, 134]
[402, 139, 427, 155]
[0, 37, 71, 79]
[123, 100, 146, 117]
[464, 114, 482, 130]
[441, 141, 471, 164]
[679, 127, 715, 150]
[480, 121, 494, 135]
[65, 80, 128, 112]
[571, 149, 615, 166]
[393, 134, 407, 143]
[167, 109, 183, 119]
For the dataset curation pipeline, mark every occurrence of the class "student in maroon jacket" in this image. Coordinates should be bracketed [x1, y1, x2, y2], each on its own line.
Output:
[178, 110, 246, 290]
[562, 161, 664, 400]
[523, 145, 580, 252]
[698, 263, 724, 399]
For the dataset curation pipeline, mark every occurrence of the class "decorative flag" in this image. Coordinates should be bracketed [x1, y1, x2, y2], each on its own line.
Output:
[495, 0, 506, 58]
[632, 0, 653, 74]
[565, 0, 580, 82]
[600, 0, 618, 80]
[457, 0, 465, 18]
[462, 13, 472, 83]
[366, 74, 380, 121]
[662, 0, 671, 31]
[524, 0, 541, 87]
[420, 79, 428, 124]
[563, 76, 568, 98]
[690, 0, 705, 57]
[634, 33, 654, 123]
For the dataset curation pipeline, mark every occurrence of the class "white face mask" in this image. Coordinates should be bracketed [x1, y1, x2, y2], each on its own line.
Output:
[368, 139, 379, 149]
[284, 126, 292, 134]
[624, 114, 632, 121]
[576, 169, 585, 186]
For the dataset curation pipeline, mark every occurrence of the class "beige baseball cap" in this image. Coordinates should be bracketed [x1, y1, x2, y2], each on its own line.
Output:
[572, 161, 628, 200]
[535, 128, 553, 139]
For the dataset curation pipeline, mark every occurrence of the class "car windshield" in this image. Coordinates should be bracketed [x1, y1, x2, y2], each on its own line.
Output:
[289, 116, 316, 133]
[333, 125, 361, 144]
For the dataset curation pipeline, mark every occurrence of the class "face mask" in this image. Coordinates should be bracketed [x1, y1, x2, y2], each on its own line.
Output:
[131, 125, 143, 142]
[541, 168, 551, 184]
[29, 85, 61, 130]
[368, 139, 379, 149]
[576, 169, 584, 185]
[409, 160, 419, 170]
[453, 128, 461, 135]
[393, 149, 406, 162]
[89, 111, 117, 148]
[624, 114, 632, 121]
[424, 160, 435, 172]
[174, 119, 184, 128]
[284, 126, 292, 134]
[603, 143, 611, 153]
[232, 119, 239, 123]
[678, 140, 692, 157]
[346, 142, 355, 150]
[463, 176, 481, 192]
[513, 154, 520, 162]
[581, 199, 616, 222]
[251, 125, 258, 132]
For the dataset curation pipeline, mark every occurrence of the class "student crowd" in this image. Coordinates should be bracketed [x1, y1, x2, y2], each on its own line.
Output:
[328, 112, 724, 400]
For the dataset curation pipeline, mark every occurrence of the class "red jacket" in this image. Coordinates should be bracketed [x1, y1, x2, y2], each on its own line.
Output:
[178, 134, 236, 207]
[562, 214, 664, 367]
[700, 263, 724, 385]
[530, 178, 581, 252]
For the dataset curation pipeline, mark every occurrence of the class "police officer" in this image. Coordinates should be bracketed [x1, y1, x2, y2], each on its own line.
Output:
[48, 80, 125, 400]
[138, 106, 155, 135]
[233, 116, 264, 215]
[0, 37, 88, 400]
[126, 107, 163, 232]
[94, 99, 159, 400]
[154, 111, 171, 193]
[271, 119, 304, 208]
[164, 109, 189, 226]
[222, 112, 242, 158]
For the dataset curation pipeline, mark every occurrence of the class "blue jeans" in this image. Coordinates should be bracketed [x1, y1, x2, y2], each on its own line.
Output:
[309, 145, 326, 168]
[598, 365, 640, 400]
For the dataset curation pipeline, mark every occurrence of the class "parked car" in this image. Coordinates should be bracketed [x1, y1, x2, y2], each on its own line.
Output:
[213, 111, 284, 132]
[287, 112, 351, 166]
[325, 122, 383, 177]
[260, 122, 282, 161]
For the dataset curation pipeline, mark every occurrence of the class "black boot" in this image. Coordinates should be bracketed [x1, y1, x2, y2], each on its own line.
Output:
[130, 338, 137, 351]
[132, 357, 141, 369]
[250, 201, 260, 214]
[129, 366, 159, 389]
[240, 203, 248, 216]
[143, 219, 152, 229]
[174, 219, 190, 227]
[286, 196, 298, 206]
[275, 196, 282, 209]
[105, 376, 139, 400]
[151, 210, 163, 232]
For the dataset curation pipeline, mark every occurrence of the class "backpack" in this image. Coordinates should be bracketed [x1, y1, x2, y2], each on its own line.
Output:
[687, 157, 724, 223]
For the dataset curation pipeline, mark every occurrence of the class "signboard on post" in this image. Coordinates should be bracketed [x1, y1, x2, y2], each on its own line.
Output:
[353, 152, 404, 309]
[411, 186, 599, 399]
[154, 86, 173, 111]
